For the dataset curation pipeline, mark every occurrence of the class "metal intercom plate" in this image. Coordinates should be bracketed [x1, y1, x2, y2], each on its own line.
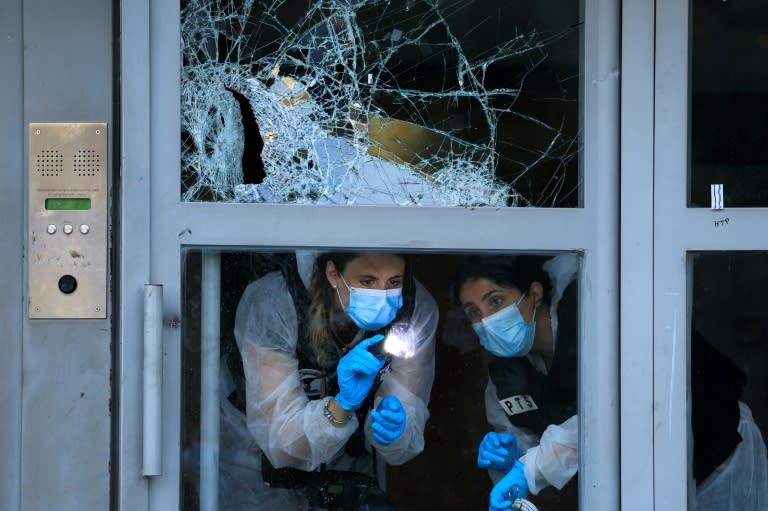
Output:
[28, 123, 107, 319]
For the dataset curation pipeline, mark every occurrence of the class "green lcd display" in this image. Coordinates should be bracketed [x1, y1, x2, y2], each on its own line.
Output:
[45, 198, 92, 210]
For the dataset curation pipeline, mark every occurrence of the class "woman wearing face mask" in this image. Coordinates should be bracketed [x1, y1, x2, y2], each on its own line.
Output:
[220, 251, 438, 510]
[454, 254, 579, 511]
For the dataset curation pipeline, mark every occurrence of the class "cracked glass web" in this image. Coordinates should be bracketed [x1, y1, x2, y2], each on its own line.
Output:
[180, 0, 581, 207]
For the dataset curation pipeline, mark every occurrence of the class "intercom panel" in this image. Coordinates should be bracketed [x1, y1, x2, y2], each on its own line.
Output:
[28, 123, 107, 319]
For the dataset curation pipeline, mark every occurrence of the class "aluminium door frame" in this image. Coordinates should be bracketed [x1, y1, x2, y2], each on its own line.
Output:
[118, 0, 621, 509]
[619, 0, 655, 508]
[117, 2, 152, 510]
[653, 0, 768, 509]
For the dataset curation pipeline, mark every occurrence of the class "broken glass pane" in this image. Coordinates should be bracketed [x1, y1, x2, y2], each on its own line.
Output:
[181, 0, 581, 207]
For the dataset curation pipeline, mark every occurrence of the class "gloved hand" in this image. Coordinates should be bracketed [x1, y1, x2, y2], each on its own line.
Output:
[477, 431, 523, 472]
[488, 460, 529, 511]
[335, 334, 386, 412]
[371, 395, 406, 445]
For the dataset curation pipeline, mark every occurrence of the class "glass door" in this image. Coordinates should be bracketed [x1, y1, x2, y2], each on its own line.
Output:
[653, 0, 768, 509]
[119, 0, 620, 509]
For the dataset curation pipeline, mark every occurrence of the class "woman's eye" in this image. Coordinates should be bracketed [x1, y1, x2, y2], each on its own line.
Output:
[389, 278, 403, 287]
[359, 279, 375, 286]
[490, 295, 505, 307]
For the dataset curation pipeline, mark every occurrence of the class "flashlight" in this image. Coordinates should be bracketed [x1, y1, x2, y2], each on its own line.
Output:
[511, 499, 539, 511]
[382, 322, 417, 359]
[504, 487, 539, 511]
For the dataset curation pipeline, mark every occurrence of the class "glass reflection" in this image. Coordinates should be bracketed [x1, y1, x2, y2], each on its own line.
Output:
[690, 252, 768, 510]
[180, 1, 581, 207]
[181, 250, 581, 510]
[690, 1, 768, 207]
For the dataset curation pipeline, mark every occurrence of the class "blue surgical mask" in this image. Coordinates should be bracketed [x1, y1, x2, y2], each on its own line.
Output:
[472, 294, 536, 357]
[337, 275, 403, 331]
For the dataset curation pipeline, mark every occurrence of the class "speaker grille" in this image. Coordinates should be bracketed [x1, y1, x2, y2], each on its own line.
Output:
[73, 149, 101, 177]
[35, 149, 64, 177]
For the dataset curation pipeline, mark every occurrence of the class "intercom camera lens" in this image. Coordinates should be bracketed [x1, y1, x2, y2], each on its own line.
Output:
[58, 275, 78, 294]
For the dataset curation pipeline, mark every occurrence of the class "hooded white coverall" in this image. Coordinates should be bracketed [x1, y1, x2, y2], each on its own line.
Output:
[211, 271, 438, 510]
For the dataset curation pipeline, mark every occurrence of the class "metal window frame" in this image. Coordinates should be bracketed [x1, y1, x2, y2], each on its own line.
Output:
[118, 0, 621, 509]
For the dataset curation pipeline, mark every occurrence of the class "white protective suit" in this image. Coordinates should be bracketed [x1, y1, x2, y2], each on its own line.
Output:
[485, 382, 578, 495]
[484, 253, 580, 495]
[217, 270, 438, 510]
[485, 250, 768, 504]
[695, 401, 768, 510]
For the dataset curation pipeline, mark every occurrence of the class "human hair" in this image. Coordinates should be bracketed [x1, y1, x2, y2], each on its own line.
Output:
[452, 254, 552, 306]
[306, 252, 358, 363]
[305, 252, 411, 365]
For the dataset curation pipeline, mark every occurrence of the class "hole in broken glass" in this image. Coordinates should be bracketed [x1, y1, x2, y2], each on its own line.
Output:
[180, 0, 581, 206]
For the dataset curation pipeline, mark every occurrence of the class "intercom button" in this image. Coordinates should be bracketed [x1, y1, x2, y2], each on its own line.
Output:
[58, 274, 78, 294]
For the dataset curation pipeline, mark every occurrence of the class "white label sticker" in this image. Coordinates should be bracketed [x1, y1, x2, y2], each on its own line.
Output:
[711, 183, 724, 210]
[499, 394, 539, 417]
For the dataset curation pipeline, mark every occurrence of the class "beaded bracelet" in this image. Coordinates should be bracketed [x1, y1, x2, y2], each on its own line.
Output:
[323, 399, 351, 426]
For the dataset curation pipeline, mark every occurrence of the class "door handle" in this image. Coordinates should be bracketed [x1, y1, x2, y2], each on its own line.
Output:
[143, 284, 163, 476]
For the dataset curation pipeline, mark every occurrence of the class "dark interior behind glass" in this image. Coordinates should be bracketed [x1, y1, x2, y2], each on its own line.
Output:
[181, 250, 581, 510]
[690, 1, 768, 207]
[690, 252, 768, 507]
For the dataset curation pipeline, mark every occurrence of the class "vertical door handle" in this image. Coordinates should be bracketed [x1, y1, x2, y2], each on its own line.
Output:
[143, 284, 163, 476]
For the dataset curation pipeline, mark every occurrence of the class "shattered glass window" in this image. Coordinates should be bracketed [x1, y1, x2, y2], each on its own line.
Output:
[181, 0, 581, 207]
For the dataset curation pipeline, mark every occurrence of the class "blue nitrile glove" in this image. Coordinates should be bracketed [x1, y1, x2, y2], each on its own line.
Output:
[489, 459, 529, 511]
[477, 431, 523, 472]
[334, 334, 386, 412]
[371, 395, 406, 445]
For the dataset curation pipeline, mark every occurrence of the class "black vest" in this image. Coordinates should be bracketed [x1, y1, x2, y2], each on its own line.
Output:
[487, 281, 578, 436]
